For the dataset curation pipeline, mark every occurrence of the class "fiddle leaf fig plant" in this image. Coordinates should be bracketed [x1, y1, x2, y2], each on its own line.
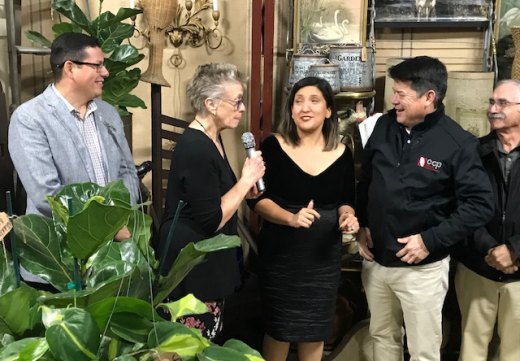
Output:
[0, 181, 263, 360]
[26, 0, 145, 116]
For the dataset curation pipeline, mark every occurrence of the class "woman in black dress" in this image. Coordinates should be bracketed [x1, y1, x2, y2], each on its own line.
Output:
[158, 63, 265, 340]
[249, 77, 359, 361]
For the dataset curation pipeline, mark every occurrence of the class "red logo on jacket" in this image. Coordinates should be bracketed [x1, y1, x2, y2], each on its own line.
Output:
[417, 156, 442, 173]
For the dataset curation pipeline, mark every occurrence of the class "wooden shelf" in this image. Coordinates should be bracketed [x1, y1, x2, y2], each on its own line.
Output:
[374, 19, 488, 29]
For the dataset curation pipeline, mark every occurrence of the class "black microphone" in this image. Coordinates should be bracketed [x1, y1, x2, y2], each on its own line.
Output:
[241, 132, 266, 193]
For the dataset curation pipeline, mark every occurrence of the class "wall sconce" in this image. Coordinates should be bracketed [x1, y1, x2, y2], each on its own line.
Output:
[134, 0, 222, 87]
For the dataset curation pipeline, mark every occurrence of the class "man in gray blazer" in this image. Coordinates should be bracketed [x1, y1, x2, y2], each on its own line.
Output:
[9, 32, 139, 220]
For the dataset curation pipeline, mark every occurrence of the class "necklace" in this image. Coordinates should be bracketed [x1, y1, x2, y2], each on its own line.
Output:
[194, 118, 224, 157]
[194, 118, 207, 133]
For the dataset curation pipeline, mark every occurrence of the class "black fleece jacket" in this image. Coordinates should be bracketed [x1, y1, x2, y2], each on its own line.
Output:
[356, 106, 494, 267]
[453, 132, 520, 282]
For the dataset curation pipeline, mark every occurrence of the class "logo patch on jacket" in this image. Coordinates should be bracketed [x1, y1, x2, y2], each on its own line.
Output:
[417, 156, 442, 173]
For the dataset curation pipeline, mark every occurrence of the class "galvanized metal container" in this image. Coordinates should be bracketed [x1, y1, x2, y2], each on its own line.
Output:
[308, 63, 341, 93]
[329, 46, 375, 92]
[289, 54, 328, 85]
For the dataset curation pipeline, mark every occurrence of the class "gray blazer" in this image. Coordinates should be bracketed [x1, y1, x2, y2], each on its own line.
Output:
[9, 85, 140, 216]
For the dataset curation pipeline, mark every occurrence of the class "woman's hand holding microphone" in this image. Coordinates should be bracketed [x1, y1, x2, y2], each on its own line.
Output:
[241, 150, 265, 199]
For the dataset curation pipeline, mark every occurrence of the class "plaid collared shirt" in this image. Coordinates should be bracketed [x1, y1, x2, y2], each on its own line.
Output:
[52, 85, 107, 186]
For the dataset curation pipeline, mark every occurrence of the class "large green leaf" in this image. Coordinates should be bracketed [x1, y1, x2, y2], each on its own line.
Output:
[157, 294, 208, 322]
[222, 340, 264, 361]
[112, 356, 138, 361]
[52, 0, 91, 32]
[98, 181, 133, 207]
[24, 31, 51, 48]
[86, 296, 163, 334]
[108, 44, 144, 68]
[38, 271, 130, 308]
[67, 200, 132, 260]
[39, 261, 152, 309]
[117, 93, 147, 109]
[18, 338, 50, 361]
[126, 212, 158, 269]
[86, 242, 136, 286]
[52, 181, 131, 218]
[46, 196, 70, 227]
[154, 235, 242, 305]
[43, 307, 100, 361]
[98, 25, 136, 53]
[92, 9, 141, 50]
[1, 334, 15, 348]
[0, 248, 16, 295]
[0, 284, 41, 336]
[109, 313, 154, 344]
[148, 322, 209, 361]
[49, 182, 100, 225]
[104, 338, 145, 361]
[85, 238, 155, 298]
[98, 7, 142, 27]
[13, 215, 73, 291]
[103, 68, 142, 99]
[102, 68, 146, 116]
[197, 345, 250, 361]
[0, 338, 45, 361]
[52, 22, 83, 36]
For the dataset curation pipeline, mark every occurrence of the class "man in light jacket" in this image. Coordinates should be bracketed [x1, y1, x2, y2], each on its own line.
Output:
[9, 32, 139, 284]
[9, 32, 139, 217]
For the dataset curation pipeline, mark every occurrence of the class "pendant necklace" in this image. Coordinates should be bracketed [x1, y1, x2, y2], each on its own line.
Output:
[194, 118, 224, 157]
[194, 118, 207, 133]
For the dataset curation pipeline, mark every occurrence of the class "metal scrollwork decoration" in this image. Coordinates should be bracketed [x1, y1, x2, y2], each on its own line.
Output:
[133, 0, 222, 87]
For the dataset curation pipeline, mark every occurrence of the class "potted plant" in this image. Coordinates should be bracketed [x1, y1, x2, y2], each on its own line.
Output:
[0, 181, 264, 361]
[26, 0, 146, 116]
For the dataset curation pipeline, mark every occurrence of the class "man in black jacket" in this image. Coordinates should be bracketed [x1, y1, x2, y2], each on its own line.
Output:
[454, 79, 520, 361]
[356, 56, 494, 361]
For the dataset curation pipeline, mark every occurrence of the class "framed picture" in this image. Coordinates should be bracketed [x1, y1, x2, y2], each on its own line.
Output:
[293, 0, 367, 48]
[495, 0, 520, 80]
[374, 0, 490, 22]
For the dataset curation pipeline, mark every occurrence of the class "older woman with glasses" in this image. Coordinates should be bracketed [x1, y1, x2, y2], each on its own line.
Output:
[158, 63, 265, 340]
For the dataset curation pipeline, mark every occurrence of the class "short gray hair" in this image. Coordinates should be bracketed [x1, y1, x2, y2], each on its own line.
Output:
[186, 63, 246, 115]
[495, 79, 520, 94]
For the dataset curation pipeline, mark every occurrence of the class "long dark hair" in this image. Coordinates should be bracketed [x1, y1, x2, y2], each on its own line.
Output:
[278, 76, 339, 151]
[278, 77, 339, 151]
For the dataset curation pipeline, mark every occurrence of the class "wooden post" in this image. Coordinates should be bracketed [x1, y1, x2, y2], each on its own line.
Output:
[249, 0, 275, 234]
[151, 84, 163, 223]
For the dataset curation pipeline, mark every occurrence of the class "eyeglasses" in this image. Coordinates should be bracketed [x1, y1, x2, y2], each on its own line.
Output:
[218, 98, 245, 111]
[56, 60, 106, 72]
[488, 98, 520, 108]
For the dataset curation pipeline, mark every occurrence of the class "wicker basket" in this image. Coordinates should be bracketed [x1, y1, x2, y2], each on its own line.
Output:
[140, 0, 178, 87]
[511, 26, 520, 80]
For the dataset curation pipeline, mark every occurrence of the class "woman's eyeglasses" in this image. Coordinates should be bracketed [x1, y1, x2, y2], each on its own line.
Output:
[219, 98, 245, 111]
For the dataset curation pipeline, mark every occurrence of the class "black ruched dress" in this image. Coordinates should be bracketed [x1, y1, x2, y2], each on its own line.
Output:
[249, 135, 355, 342]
